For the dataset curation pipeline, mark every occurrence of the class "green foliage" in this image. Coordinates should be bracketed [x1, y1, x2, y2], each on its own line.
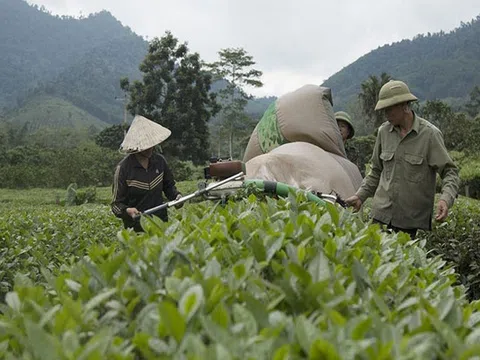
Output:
[3, 95, 109, 132]
[421, 99, 454, 129]
[0, 0, 147, 122]
[121, 31, 219, 165]
[65, 183, 97, 206]
[466, 86, 480, 118]
[46, 37, 147, 124]
[208, 115, 259, 160]
[345, 135, 376, 176]
[429, 109, 478, 152]
[422, 196, 480, 301]
[0, 121, 30, 149]
[0, 204, 119, 301]
[95, 124, 128, 150]
[358, 72, 392, 128]
[0, 142, 124, 188]
[207, 48, 263, 159]
[0, 188, 65, 206]
[339, 98, 375, 137]
[418, 100, 480, 155]
[0, 120, 102, 154]
[450, 153, 480, 199]
[166, 158, 205, 182]
[1, 191, 480, 357]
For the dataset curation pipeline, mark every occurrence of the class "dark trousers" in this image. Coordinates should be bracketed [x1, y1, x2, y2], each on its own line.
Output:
[372, 219, 417, 239]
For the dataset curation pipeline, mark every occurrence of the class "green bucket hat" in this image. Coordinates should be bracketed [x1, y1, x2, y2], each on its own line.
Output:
[335, 111, 355, 139]
[374, 80, 418, 111]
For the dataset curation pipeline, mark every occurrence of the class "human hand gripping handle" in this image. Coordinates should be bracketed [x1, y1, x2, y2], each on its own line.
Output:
[126, 207, 141, 218]
[435, 199, 449, 222]
[174, 193, 183, 209]
[345, 195, 363, 212]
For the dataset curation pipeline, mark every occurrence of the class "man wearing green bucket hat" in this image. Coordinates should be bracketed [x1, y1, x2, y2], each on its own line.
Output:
[345, 80, 459, 238]
[335, 111, 355, 144]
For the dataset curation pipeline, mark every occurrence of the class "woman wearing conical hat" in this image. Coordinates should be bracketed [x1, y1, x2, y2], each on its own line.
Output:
[111, 115, 182, 232]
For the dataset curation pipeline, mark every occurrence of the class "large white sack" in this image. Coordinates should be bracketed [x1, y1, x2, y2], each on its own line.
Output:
[245, 142, 362, 200]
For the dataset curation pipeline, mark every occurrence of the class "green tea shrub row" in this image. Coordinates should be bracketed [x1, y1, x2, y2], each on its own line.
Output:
[1, 193, 480, 359]
[0, 205, 119, 300]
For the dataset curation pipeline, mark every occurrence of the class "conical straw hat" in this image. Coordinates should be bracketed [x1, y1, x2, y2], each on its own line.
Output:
[119, 115, 171, 154]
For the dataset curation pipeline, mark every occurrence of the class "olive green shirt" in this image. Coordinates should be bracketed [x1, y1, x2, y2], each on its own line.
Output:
[356, 113, 459, 230]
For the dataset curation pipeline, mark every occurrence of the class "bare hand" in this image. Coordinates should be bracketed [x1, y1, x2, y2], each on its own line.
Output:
[174, 194, 184, 209]
[126, 207, 140, 218]
[435, 200, 449, 222]
[345, 195, 363, 212]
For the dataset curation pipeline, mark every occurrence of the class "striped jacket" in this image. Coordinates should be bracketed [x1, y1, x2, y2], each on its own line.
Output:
[111, 153, 180, 230]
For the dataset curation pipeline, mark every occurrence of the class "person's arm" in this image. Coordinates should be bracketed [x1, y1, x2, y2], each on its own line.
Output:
[111, 164, 130, 219]
[162, 159, 181, 201]
[356, 133, 383, 202]
[428, 129, 459, 209]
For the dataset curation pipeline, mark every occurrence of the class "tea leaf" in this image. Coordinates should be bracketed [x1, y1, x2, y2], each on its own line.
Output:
[159, 301, 186, 344]
[179, 284, 204, 322]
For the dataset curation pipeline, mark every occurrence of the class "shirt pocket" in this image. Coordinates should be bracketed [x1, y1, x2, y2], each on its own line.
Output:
[380, 151, 395, 181]
[404, 153, 425, 183]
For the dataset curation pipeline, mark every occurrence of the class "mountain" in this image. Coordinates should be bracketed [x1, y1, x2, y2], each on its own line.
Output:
[3, 0, 478, 134]
[323, 15, 480, 109]
[0, 0, 147, 123]
[0, 0, 272, 129]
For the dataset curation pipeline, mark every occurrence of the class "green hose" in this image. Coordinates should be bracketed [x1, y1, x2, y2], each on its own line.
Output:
[243, 179, 326, 206]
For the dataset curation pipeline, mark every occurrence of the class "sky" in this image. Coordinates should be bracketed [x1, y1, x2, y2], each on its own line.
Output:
[28, 0, 480, 98]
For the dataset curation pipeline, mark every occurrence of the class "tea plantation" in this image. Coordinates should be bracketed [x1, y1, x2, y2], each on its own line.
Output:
[1, 184, 480, 359]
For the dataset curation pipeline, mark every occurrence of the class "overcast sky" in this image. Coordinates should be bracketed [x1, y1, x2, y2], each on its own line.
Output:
[28, 0, 480, 97]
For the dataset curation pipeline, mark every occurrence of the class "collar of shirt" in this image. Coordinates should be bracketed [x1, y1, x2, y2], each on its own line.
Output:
[388, 110, 420, 135]
[131, 153, 162, 170]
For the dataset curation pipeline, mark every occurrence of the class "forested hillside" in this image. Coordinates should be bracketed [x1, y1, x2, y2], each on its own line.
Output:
[0, 0, 147, 122]
[0, 0, 272, 127]
[4, 95, 109, 131]
[323, 15, 480, 109]
[2, 0, 479, 141]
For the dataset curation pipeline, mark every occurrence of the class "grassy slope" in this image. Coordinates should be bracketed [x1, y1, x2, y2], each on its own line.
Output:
[2, 95, 110, 132]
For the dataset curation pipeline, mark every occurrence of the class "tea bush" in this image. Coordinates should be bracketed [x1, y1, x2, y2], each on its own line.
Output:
[458, 159, 480, 199]
[1, 192, 480, 358]
[422, 196, 480, 301]
[167, 158, 206, 182]
[64, 183, 97, 206]
[0, 204, 119, 300]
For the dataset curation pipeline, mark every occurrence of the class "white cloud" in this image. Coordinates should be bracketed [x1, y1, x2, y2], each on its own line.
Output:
[28, 0, 480, 97]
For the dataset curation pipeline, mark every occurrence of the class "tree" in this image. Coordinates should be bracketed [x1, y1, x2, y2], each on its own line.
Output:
[120, 31, 219, 164]
[95, 124, 128, 150]
[207, 48, 263, 158]
[420, 100, 455, 131]
[421, 99, 480, 152]
[358, 73, 392, 129]
[442, 112, 475, 151]
[466, 86, 480, 118]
